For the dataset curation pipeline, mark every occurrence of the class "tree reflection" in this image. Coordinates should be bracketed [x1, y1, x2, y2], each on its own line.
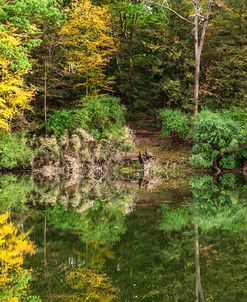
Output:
[5, 177, 135, 301]
[0, 212, 40, 302]
[1, 172, 246, 301]
[60, 267, 119, 302]
[160, 174, 247, 302]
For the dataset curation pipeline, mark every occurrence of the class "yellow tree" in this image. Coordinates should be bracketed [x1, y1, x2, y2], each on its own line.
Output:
[0, 25, 34, 131]
[0, 212, 37, 302]
[60, 0, 117, 95]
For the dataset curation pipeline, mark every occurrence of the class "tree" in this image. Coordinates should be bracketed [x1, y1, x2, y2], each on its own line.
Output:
[60, 0, 117, 96]
[26, 1, 65, 133]
[0, 25, 34, 130]
[147, 0, 222, 115]
[202, 0, 247, 109]
[0, 0, 65, 131]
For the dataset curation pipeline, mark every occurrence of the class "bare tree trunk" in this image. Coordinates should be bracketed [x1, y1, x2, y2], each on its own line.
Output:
[194, 1, 200, 116]
[193, 0, 212, 116]
[155, 0, 215, 116]
[193, 199, 205, 302]
[86, 74, 89, 96]
[194, 221, 205, 302]
[44, 59, 48, 134]
[44, 209, 47, 267]
[44, 42, 54, 134]
[127, 56, 133, 106]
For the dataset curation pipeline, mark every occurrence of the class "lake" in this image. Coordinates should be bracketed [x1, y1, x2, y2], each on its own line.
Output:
[0, 173, 246, 301]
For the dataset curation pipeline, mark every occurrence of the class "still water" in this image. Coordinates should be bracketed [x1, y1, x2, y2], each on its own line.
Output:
[0, 173, 246, 301]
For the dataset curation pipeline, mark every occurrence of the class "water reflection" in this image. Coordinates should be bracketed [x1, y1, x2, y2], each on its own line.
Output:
[160, 174, 247, 302]
[0, 174, 135, 301]
[0, 173, 246, 301]
[0, 212, 40, 302]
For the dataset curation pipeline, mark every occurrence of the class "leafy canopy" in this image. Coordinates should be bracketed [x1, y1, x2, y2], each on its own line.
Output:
[60, 0, 117, 95]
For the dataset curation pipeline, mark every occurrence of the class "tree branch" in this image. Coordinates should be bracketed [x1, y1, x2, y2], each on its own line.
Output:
[198, 1, 212, 55]
[150, 0, 195, 25]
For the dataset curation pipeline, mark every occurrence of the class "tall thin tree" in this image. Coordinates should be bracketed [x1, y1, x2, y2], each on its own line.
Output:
[148, 0, 221, 115]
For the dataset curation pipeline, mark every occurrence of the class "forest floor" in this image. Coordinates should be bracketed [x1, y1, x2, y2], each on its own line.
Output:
[126, 118, 194, 205]
[130, 118, 192, 176]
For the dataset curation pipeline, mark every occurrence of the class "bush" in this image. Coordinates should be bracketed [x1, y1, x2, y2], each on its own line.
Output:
[159, 109, 190, 141]
[80, 95, 126, 139]
[48, 96, 126, 140]
[190, 110, 246, 169]
[0, 132, 35, 169]
[47, 109, 89, 139]
[159, 108, 246, 170]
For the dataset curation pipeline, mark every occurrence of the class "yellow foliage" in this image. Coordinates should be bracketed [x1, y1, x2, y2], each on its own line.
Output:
[60, 0, 117, 95]
[65, 267, 119, 302]
[0, 25, 34, 130]
[0, 212, 34, 300]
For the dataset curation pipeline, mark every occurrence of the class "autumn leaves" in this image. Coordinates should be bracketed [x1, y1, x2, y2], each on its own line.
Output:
[0, 25, 33, 130]
[60, 0, 116, 95]
[0, 0, 116, 131]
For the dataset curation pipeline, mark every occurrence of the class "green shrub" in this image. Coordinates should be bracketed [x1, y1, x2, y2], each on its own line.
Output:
[219, 156, 236, 169]
[0, 174, 37, 210]
[48, 96, 126, 140]
[0, 132, 35, 169]
[47, 109, 89, 138]
[190, 110, 245, 169]
[81, 96, 126, 139]
[159, 109, 190, 141]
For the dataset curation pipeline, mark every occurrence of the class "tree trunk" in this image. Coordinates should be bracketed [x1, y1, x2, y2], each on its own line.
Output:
[44, 59, 47, 134]
[127, 56, 133, 106]
[194, 214, 204, 302]
[193, 1, 200, 116]
[194, 57, 200, 116]
[86, 75, 89, 96]
[193, 0, 212, 116]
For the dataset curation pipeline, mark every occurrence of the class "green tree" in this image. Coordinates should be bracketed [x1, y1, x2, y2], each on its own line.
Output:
[112, 0, 193, 111]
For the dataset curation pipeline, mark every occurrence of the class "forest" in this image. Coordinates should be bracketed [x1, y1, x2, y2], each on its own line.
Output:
[0, 0, 246, 172]
[0, 0, 247, 301]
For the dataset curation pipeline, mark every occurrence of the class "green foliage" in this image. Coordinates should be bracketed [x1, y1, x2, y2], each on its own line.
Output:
[159, 204, 190, 231]
[47, 109, 89, 138]
[190, 175, 247, 232]
[158, 108, 246, 170]
[80, 96, 126, 139]
[159, 109, 190, 141]
[190, 110, 246, 169]
[0, 0, 64, 33]
[160, 174, 247, 233]
[220, 155, 236, 169]
[0, 132, 35, 169]
[48, 96, 126, 140]
[47, 191, 133, 244]
[0, 174, 36, 210]
[202, 0, 247, 109]
[112, 0, 193, 112]
[112, 0, 246, 113]
[0, 268, 42, 302]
